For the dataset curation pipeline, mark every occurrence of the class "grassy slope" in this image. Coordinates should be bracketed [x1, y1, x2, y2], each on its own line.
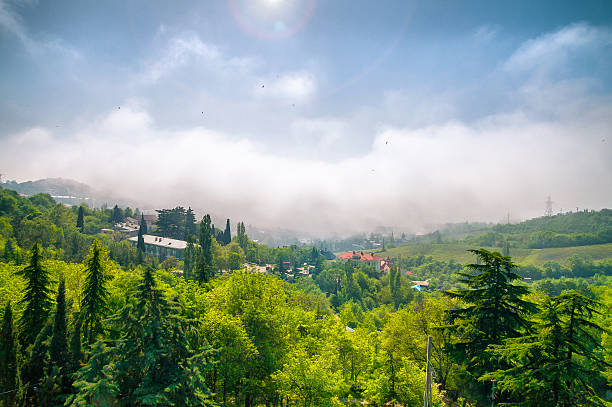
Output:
[379, 242, 612, 266]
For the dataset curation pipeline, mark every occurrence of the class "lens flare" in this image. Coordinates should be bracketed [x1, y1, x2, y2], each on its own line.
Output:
[228, 0, 316, 40]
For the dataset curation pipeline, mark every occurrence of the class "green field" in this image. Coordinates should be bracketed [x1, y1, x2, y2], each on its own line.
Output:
[379, 242, 612, 266]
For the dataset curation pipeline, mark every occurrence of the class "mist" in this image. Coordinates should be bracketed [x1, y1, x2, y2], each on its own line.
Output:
[1, 1, 611, 237]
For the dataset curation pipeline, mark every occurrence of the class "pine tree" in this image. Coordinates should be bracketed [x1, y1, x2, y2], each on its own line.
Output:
[81, 240, 110, 345]
[70, 267, 216, 406]
[47, 278, 71, 402]
[21, 322, 52, 405]
[196, 215, 214, 283]
[140, 213, 148, 234]
[76, 206, 85, 232]
[444, 249, 536, 403]
[49, 278, 68, 368]
[68, 314, 83, 374]
[17, 242, 53, 348]
[0, 302, 18, 407]
[2, 238, 18, 263]
[484, 292, 609, 406]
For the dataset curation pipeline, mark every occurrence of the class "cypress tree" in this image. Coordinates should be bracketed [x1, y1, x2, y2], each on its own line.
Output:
[136, 226, 145, 253]
[196, 215, 214, 283]
[223, 218, 231, 245]
[184, 236, 195, 279]
[81, 240, 110, 345]
[0, 302, 17, 407]
[76, 206, 85, 232]
[17, 242, 53, 348]
[139, 213, 148, 234]
[185, 207, 197, 240]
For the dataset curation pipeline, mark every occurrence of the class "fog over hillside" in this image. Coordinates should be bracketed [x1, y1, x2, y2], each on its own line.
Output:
[1, 1, 611, 236]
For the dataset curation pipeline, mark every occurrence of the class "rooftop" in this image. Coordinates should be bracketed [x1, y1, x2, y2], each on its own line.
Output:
[128, 234, 188, 249]
[337, 251, 383, 261]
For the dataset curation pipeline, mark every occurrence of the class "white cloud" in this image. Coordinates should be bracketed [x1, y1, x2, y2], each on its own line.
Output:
[140, 32, 258, 84]
[254, 70, 317, 103]
[3, 95, 611, 235]
[504, 22, 612, 74]
[0, 0, 79, 57]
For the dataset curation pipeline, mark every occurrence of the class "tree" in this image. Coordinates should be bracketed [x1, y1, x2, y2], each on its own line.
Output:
[17, 242, 53, 348]
[136, 225, 145, 253]
[155, 207, 186, 240]
[68, 314, 83, 375]
[49, 278, 69, 369]
[222, 218, 231, 246]
[76, 206, 85, 232]
[110, 204, 123, 224]
[237, 222, 248, 253]
[444, 249, 536, 403]
[196, 215, 214, 283]
[184, 236, 195, 279]
[71, 267, 216, 406]
[484, 292, 609, 406]
[21, 322, 52, 405]
[81, 240, 110, 345]
[185, 207, 197, 240]
[0, 302, 17, 407]
[1, 238, 18, 263]
[139, 213, 148, 235]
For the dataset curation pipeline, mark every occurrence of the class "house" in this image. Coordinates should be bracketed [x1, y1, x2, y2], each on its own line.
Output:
[380, 256, 394, 272]
[337, 251, 383, 271]
[128, 234, 187, 260]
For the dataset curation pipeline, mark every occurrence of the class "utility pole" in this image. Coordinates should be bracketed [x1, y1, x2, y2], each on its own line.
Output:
[423, 335, 432, 407]
[545, 195, 553, 217]
[490, 379, 497, 407]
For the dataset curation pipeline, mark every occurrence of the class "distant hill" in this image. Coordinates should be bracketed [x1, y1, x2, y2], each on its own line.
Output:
[379, 242, 612, 267]
[1, 177, 136, 208]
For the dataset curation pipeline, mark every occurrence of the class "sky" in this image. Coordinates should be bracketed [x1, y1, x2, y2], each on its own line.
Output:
[1, 0, 611, 236]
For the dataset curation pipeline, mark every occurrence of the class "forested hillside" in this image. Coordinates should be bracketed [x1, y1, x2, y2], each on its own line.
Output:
[0, 186, 610, 406]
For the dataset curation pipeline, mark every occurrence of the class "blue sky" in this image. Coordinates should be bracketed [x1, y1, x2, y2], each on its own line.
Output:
[1, 0, 611, 234]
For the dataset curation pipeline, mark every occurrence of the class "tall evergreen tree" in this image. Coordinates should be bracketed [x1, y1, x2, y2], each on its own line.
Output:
[110, 204, 123, 224]
[196, 215, 214, 283]
[223, 218, 231, 245]
[0, 302, 17, 407]
[237, 221, 248, 253]
[76, 206, 85, 232]
[136, 225, 145, 253]
[70, 267, 216, 406]
[184, 236, 195, 279]
[49, 278, 68, 369]
[139, 213, 148, 234]
[444, 249, 536, 404]
[21, 322, 52, 405]
[484, 292, 609, 406]
[185, 207, 197, 240]
[1, 238, 18, 263]
[17, 242, 53, 348]
[68, 314, 83, 375]
[81, 240, 110, 345]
